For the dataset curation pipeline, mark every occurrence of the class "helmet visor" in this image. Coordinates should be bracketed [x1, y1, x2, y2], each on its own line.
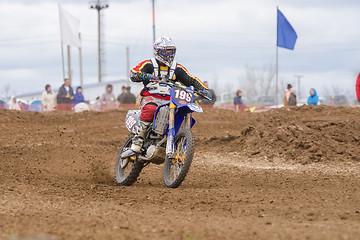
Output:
[159, 49, 175, 58]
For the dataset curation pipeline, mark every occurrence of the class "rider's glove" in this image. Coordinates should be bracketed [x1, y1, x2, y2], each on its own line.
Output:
[202, 89, 212, 100]
[142, 73, 155, 82]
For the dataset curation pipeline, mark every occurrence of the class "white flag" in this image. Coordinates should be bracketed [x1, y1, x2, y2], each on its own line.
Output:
[58, 4, 81, 47]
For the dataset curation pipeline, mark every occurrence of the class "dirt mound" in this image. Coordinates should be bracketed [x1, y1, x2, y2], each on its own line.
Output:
[200, 105, 360, 164]
[2, 105, 359, 168]
[0, 107, 359, 239]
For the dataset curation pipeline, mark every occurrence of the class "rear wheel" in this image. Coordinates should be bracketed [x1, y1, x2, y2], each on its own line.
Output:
[115, 134, 144, 186]
[163, 129, 195, 188]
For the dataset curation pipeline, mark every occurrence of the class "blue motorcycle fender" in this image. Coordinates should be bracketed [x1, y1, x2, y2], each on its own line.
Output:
[185, 103, 203, 113]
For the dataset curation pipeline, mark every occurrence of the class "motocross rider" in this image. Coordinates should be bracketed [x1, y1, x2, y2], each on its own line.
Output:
[121, 36, 211, 158]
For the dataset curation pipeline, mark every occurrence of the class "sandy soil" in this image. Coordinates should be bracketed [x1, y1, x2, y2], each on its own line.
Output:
[0, 106, 359, 240]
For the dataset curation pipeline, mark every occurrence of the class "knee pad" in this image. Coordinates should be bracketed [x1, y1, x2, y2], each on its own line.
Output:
[141, 103, 158, 122]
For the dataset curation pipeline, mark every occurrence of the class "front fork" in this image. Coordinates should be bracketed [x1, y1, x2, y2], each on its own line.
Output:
[166, 104, 192, 158]
[166, 103, 176, 158]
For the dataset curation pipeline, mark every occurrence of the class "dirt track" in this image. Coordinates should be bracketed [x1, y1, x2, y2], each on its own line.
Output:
[0, 106, 359, 239]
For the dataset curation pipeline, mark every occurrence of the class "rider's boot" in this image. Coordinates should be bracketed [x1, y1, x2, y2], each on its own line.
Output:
[121, 119, 151, 159]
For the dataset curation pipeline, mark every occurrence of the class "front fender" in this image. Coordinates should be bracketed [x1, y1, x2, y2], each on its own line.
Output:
[178, 103, 203, 113]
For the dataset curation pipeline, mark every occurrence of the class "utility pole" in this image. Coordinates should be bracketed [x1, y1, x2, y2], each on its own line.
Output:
[90, 0, 109, 83]
[67, 45, 71, 85]
[294, 75, 303, 99]
[126, 46, 130, 86]
[60, 44, 65, 80]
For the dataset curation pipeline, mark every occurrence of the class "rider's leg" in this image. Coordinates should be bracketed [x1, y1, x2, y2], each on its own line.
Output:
[121, 103, 158, 158]
[130, 118, 151, 152]
[130, 103, 158, 151]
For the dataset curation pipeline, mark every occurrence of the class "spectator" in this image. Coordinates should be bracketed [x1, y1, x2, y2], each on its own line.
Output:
[284, 84, 292, 107]
[0, 100, 5, 109]
[123, 86, 137, 104]
[117, 86, 127, 104]
[288, 88, 297, 106]
[18, 101, 25, 111]
[196, 81, 217, 106]
[73, 86, 85, 105]
[234, 90, 244, 111]
[307, 88, 319, 106]
[57, 78, 74, 111]
[8, 96, 21, 110]
[102, 84, 116, 104]
[41, 84, 56, 111]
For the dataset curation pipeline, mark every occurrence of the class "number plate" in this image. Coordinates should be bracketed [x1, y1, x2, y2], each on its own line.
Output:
[173, 89, 193, 105]
[125, 115, 138, 133]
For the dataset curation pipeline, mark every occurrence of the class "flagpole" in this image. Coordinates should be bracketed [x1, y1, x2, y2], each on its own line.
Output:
[276, 7, 298, 108]
[79, 33, 83, 89]
[276, 46, 279, 108]
[152, 0, 155, 42]
[276, 6, 279, 108]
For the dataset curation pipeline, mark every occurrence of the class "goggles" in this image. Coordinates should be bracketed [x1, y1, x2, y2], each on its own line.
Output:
[159, 49, 175, 58]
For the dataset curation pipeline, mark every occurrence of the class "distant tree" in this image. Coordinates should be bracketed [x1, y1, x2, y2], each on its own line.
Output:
[212, 73, 219, 92]
[241, 63, 276, 101]
[1, 83, 11, 99]
[322, 84, 346, 96]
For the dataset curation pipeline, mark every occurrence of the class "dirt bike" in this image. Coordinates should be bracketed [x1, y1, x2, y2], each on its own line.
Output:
[115, 77, 210, 188]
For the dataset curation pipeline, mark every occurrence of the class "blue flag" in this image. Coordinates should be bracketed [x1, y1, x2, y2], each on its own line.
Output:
[277, 9, 298, 50]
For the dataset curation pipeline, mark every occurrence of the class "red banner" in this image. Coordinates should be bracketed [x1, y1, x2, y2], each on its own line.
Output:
[356, 74, 360, 101]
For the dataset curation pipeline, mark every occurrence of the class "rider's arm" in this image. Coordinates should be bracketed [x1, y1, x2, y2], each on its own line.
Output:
[175, 64, 208, 91]
[130, 60, 154, 83]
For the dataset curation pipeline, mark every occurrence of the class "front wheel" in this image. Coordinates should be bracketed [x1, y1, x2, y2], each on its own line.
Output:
[115, 134, 144, 186]
[163, 129, 195, 188]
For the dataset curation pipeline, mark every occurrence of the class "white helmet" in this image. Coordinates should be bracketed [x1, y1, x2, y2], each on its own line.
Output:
[153, 36, 176, 67]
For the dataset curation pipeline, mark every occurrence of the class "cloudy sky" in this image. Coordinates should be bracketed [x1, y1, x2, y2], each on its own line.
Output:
[1, 0, 360, 100]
